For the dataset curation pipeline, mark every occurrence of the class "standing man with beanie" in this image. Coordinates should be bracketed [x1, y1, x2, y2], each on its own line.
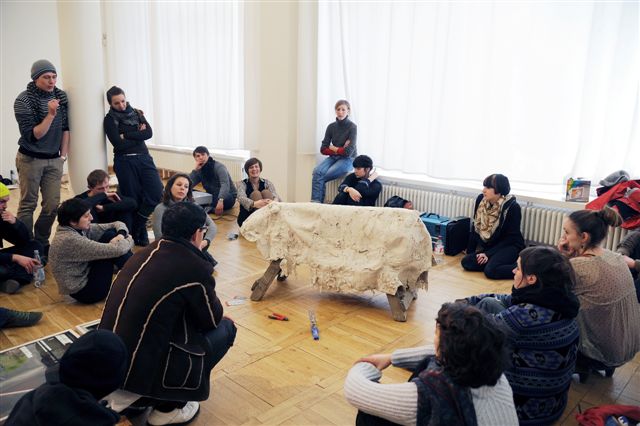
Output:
[13, 59, 70, 258]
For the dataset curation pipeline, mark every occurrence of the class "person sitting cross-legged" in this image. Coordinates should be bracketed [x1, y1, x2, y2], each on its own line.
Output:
[332, 155, 382, 207]
[461, 173, 525, 280]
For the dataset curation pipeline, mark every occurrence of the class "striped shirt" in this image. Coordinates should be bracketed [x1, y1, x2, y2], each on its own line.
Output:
[14, 82, 69, 157]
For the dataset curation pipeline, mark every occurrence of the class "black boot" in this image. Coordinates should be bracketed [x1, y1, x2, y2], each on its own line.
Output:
[132, 214, 150, 247]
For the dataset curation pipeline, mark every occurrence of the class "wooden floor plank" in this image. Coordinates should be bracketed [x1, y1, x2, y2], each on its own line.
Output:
[2, 185, 639, 425]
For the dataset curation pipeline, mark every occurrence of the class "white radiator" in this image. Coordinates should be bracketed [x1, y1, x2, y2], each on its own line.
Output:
[325, 179, 628, 250]
[216, 156, 245, 182]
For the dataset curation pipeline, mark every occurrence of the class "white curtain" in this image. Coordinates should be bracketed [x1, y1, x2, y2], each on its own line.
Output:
[102, 1, 243, 150]
[317, 1, 639, 192]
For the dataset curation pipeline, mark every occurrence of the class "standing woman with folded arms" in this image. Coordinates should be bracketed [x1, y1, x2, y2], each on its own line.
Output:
[103, 86, 163, 247]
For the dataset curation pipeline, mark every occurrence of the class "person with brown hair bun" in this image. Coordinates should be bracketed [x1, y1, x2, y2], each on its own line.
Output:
[557, 206, 640, 382]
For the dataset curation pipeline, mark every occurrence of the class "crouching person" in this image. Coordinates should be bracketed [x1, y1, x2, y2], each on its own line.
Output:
[6, 329, 128, 425]
[100, 202, 237, 426]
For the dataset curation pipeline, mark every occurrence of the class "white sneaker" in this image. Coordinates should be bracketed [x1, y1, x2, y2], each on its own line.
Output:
[147, 401, 200, 425]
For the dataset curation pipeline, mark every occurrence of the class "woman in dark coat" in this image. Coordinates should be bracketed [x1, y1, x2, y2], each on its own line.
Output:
[461, 173, 525, 279]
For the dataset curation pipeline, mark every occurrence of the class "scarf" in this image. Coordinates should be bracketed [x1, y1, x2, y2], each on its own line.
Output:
[107, 103, 141, 128]
[25, 81, 68, 122]
[413, 356, 478, 426]
[474, 194, 512, 242]
[511, 283, 580, 319]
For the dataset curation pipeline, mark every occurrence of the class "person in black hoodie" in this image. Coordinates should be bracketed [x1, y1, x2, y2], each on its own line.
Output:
[6, 329, 128, 426]
[75, 169, 137, 234]
[332, 155, 382, 207]
[461, 173, 525, 279]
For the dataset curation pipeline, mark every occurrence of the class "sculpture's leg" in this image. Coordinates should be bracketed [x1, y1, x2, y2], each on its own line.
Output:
[251, 259, 283, 301]
[386, 286, 418, 322]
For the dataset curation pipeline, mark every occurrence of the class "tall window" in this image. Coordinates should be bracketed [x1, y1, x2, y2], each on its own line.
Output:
[317, 2, 638, 193]
[103, 1, 243, 150]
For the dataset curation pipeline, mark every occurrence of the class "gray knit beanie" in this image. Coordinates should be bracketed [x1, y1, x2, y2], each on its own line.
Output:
[599, 170, 630, 187]
[31, 59, 57, 80]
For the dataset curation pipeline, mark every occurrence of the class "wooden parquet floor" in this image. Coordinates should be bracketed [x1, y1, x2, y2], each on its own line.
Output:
[1, 186, 638, 425]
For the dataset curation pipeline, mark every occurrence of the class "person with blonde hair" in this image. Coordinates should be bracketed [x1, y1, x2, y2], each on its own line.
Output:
[311, 100, 358, 203]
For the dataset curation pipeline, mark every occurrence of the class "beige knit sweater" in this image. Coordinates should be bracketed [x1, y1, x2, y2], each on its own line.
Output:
[570, 249, 640, 366]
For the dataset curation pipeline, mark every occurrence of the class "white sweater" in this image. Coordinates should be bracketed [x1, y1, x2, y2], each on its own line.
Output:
[344, 345, 519, 426]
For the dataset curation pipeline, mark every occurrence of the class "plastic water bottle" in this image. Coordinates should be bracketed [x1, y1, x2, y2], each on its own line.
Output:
[33, 250, 45, 288]
[434, 237, 445, 264]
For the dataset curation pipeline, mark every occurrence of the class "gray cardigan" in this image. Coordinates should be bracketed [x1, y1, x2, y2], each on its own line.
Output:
[152, 201, 217, 243]
[50, 222, 133, 295]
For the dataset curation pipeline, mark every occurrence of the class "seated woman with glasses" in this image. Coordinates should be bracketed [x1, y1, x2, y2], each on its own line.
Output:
[152, 173, 217, 266]
[344, 302, 518, 425]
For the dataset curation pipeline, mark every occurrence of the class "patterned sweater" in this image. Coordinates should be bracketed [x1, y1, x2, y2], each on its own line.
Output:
[467, 293, 580, 425]
[344, 345, 518, 425]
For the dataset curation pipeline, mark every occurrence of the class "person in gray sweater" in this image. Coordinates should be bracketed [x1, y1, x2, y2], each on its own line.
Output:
[153, 173, 217, 266]
[344, 303, 518, 425]
[190, 146, 237, 215]
[50, 199, 134, 304]
[617, 229, 640, 302]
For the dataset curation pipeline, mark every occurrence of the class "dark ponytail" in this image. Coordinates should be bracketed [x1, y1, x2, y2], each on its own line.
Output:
[568, 206, 622, 248]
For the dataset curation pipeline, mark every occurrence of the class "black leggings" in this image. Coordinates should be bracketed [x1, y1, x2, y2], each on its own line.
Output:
[70, 229, 132, 304]
[461, 245, 520, 280]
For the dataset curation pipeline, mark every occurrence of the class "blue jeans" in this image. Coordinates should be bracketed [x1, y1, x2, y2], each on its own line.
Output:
[311, 156, 352, 202]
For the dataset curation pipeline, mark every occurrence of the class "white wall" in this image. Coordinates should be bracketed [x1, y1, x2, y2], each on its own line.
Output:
[244, 1, 317, 202]
[0, 2, 63, 179]
[1, 1, 318, 201]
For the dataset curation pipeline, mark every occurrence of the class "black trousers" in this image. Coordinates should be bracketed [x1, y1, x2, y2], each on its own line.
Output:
[113, 154, 163, 218]
[133, 318, 237, 412]
[461, 245, 520, 280]
[0, 239, 44, 285]
[70, 229, 132, 304]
